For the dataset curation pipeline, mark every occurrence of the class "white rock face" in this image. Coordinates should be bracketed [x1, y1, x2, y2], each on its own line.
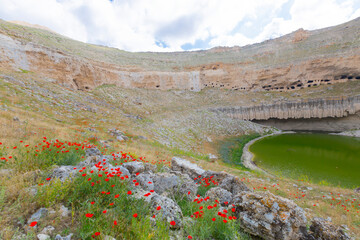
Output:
[211, 95, 360, 120]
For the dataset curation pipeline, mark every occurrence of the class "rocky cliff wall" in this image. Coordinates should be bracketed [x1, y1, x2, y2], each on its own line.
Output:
[209, 95, 360, 122]
[1, 17, 360, 92]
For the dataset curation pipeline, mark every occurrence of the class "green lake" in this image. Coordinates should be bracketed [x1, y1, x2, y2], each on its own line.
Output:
[249, 133, 360, 188]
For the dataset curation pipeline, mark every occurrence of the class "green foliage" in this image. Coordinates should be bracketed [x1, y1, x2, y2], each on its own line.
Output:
[10, 143, 84, 172]
[181, 200, 250, 240]
[37, 178, 73, 207]
[148, 140, 209, 161]
[68, 173, 170, 239]
[218, 133, 260, 165]
[196, 184, 217, 197]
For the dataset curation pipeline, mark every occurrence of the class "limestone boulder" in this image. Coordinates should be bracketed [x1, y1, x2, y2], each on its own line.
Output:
[85, 147, 101, 157]
[232, 191, 307, 240]
[122, 161, 145, 174]
[171, 157, 205, 180]
[205, 187, 233, 206]
[151, 172, 197, 200]
[51, 166, 76, 181]
[219, 176, 251, 195]
[151, 195, 183, 229]
[309, 217, 350, 240]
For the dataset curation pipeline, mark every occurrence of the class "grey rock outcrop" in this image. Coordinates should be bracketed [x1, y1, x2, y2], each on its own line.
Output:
[40, 226, 55, 235]
[55, 233, 73, 240]
[171, 157, 205, 179]
[151, 195, 183, 229]
[309, 217, 350, 240]
[27, 208, 48, 225]
[37, 234, 50, 240]
[233, 191, 307, 240]
[122, 161, 145, 174]
[85, 147, 101, 157]
[211, 95, 360, 121]
[205, 187, 233, 206]
[51, 166, 76, 181]
[219, 176, 251, 195]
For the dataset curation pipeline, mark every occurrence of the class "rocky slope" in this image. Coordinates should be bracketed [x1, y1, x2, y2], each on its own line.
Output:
[1, 18, 360, 128]
[0, 18, 360, 93]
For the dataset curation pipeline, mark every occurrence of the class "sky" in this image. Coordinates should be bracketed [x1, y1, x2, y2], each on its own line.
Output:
[0, 0, 360, 52]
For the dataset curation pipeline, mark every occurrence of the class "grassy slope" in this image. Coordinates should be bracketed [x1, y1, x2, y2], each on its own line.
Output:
[0, 70, 359, 238]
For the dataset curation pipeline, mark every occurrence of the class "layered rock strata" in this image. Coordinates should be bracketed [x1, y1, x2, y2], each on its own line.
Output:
[1, 18, 360, 92]
[210, 95, 360, 121]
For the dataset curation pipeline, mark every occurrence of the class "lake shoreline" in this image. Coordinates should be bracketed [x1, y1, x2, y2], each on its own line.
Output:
[241, 131, 295, 174]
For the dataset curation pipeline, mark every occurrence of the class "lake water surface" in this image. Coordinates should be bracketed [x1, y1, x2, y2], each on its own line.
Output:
[249, 133, 360, 188]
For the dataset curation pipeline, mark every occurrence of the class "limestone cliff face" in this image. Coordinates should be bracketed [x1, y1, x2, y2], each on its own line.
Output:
[1, 18, 360, 92]
[209, 95, 360, 121]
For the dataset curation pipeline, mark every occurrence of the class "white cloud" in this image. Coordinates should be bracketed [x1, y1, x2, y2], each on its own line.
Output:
[0, 0, 359, 52]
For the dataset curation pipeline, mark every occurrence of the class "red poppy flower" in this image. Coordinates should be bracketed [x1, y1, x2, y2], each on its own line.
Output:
[188, 236, 193, 239]
[46, 178, 51, 181]
[133, 213, 138, 218]
[212, 218, 216, 221]
[29, 221, 37, 227]
[127, 191, 132, 195]
[91, 201, 95, 205]
[95, 232, 100, 236]
[223, 219, 227, 223]
[114, 220, 117, 225]
[156, 206, 161, 210]
[86, 213, 94, 218]
[170, 221, 176, 226]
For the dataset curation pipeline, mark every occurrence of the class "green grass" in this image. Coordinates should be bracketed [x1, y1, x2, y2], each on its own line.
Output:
[218, 133, 260, 165]
[67, 172, 171, 239]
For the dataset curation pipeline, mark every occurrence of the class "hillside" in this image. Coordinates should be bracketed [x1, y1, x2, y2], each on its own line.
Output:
[0, 18, 359, 239]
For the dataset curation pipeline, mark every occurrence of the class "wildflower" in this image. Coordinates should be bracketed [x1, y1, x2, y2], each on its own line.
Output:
[170, 221, 176, 226]
[86, 213, 94, 218]
[212, 218, 216, 221]
[156, 206, 161, 210]
[127, 191, 132, 195]
[29, 221, 37, 227]
[133, 213, 138, 218]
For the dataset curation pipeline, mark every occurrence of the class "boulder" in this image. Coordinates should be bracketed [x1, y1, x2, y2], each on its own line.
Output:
[28, 208, 48, 224]
[144, 163, 157, 173]
[37, 234, 50, 240]
[309, 217, 350, 240]
[171, 157, 205, 179]
[122, 161, 145, 174]
[131, 188, 158, 203]
[153, 172, 198, 200]
[59, 205, 70, 217]
[40, 226, 55, 235]
[85, 147, 101, 157]
[232, 191, 307, 240]
[151, 195, 183, 229]
[201, 170, 230, 183]
[55, 234, 73, 240]
[205, 187, 233, 206]
[51, 166, 76, 181]
[135, 173, 154, 191]
[219, 176, 251, 195]
[152, 172, 179, 194]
